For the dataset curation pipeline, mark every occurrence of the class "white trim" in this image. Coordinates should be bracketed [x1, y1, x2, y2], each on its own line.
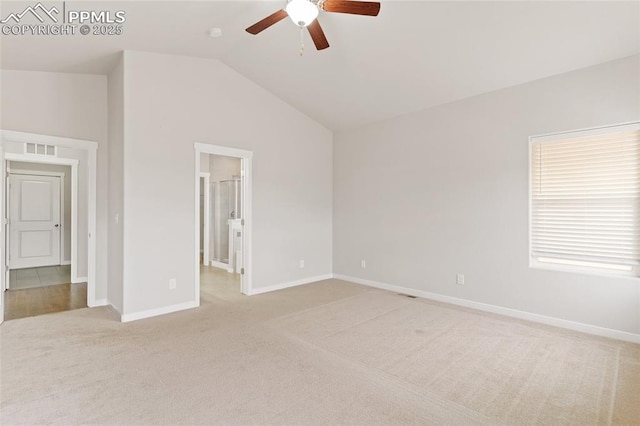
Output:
[121, 300, 198, 323]
[333, 274, 640, 344]
[195, 143, 253, 301]
[531, 258, 638, 280]
[9, 169, 64, 177]
[1, 130, 98, 151]
[210, 260, 231, 271]
[60, 174, 66, 270]
[71, 164, 78, 283]
[247, 274, 333, 296]
[1, 130, 98, 309]
[0, 145, 4, 324]
[86, 146, 97, 306]
[74, 276, 88, 283]
[5, 154, 79, 167]
[61, 260, 71, 266]
[195, 152, 200, 305]
[199, 172, 210, 266]
[194, 143, 253, 160]
[530, 121, 640, 143]
[240, 156, 252, 295]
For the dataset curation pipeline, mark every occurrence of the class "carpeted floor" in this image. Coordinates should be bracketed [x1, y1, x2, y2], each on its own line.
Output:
[1, 277, 638, 425]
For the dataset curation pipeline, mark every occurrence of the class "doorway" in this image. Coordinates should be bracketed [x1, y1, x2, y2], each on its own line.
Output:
[200, 153, 242, 298]
[4, 161, 87, 320]
[3, 162, 83, 320]
[195, 143, 252, 303]
[0, 130, 98, 324]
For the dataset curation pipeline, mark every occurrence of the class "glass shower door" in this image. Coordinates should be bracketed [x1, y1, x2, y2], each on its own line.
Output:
[211, 179, 241, 264]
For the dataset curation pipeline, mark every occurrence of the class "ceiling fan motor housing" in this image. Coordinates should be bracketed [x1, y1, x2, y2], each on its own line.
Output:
[286, 0, 319, 27]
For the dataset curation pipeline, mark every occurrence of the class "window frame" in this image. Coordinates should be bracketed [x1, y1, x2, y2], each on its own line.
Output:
[528, 121, 640, 279]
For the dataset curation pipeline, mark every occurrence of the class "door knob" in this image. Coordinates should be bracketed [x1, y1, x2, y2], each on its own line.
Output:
[54, 224, 59, 227]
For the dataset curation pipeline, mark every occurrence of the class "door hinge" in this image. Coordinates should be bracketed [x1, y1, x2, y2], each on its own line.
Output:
[241, 268, 245, 275]
[241, 219, 245, 226]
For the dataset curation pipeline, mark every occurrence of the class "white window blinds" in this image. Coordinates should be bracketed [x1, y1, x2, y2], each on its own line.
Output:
[530, 123, 640, 274]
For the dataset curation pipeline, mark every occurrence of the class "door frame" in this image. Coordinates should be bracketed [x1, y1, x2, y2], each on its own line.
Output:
[194, 143, 253, 298]
[8, 169, 68, 277]
[199, 172, 210, 266]
[1, 130, 98, 325]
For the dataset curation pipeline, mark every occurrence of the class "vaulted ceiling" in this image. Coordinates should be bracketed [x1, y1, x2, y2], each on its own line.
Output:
[1, 1, 638, 130]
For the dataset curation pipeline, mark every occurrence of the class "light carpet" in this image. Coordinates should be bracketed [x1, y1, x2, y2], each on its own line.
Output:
[1, 278, 638, 425]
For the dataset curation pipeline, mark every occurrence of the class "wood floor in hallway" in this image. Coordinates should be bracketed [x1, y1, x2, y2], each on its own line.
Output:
[4, 283, 87, 321]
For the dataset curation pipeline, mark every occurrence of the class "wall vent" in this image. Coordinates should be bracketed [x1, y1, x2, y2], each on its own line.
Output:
[25, 143, 56, 156]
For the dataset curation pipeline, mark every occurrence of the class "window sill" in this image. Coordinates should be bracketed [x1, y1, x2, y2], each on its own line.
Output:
[530, 260, 639, 280]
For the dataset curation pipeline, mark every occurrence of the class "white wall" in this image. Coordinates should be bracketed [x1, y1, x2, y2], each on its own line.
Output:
[8, 161, 72, 263]
[0, 70, 108, 299]
[333, 55, 640, 335]
[199, 155, 210, 173]
[121, 51, 332, 316]
[108, 55, 125, 313]
[209, 154, 240, 183]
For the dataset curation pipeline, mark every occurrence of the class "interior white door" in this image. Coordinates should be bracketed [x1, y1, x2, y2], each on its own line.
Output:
[9, 174, 61, 269]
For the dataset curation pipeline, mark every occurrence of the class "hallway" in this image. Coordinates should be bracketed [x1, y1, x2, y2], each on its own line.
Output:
[4, 265, 84, 321]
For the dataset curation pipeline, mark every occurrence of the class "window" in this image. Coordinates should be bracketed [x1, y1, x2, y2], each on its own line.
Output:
[530, 122, 640, 276]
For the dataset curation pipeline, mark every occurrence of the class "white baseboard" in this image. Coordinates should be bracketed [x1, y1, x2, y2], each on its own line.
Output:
[106, 304, 122, 321]
[121, 300, 198, 323]
[72, 276, 88, 284]
[210, 260, 230, 271]
[61, 260, 71, 266]
[89, 298, 108, 307]
[333, 274, 640, 344]
[248, 274, 333, 296]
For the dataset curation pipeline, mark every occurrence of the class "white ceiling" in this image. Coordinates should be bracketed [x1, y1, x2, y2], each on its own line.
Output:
[1, 1, 639, 130]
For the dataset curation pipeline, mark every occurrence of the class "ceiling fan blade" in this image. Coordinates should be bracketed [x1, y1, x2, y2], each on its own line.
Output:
[245, 9, 288, 35]
[307, 20, 330, 50]
[320, 0, 380, 16]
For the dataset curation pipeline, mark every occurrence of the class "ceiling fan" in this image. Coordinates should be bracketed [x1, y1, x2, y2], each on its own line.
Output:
[245, 0, 381, 51]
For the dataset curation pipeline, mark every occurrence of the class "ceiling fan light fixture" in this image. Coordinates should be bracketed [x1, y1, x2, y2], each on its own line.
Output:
[286, 0, 319, 27]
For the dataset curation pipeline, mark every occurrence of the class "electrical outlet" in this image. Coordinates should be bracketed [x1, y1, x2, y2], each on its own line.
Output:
[169, 278, 177, 290]
[361, 260, 366, 269]
[299, 260, 305, 269]
[456, 274, 464, 285]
